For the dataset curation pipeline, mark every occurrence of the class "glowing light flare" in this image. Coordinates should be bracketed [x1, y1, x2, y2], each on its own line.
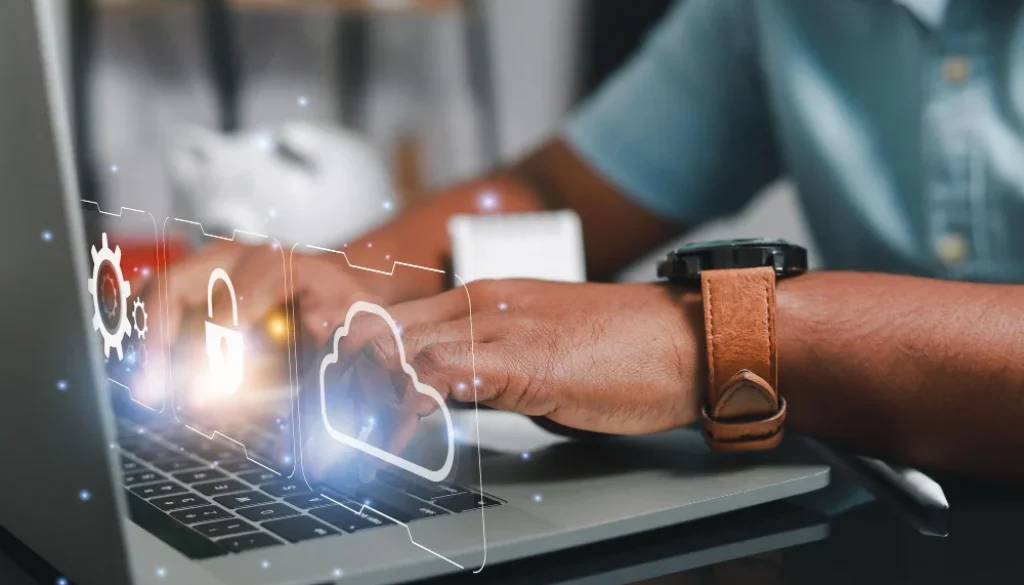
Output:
[477, 191, 500, 212]
[265, 314, 288, 341]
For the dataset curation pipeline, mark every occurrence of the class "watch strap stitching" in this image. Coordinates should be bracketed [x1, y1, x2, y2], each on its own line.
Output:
[703, 275, 717, 395]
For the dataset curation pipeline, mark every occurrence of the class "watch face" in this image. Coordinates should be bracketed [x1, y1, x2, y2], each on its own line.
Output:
[659, 238, 807, 281]
[675, 238, 790, 253]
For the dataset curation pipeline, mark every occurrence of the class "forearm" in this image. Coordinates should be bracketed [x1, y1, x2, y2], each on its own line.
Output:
[777, 271, 1024, 481]
[343, 138, 685, 303]
[342, 172, 544, 304]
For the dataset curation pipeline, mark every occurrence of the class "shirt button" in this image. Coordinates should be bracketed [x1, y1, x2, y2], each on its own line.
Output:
[943, 56, 971, 85]
[935, 232, 970, 265]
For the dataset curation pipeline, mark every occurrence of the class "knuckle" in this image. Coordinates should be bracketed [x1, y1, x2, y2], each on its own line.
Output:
[363, 336, 397, 367]
[467, 279, 501, 301]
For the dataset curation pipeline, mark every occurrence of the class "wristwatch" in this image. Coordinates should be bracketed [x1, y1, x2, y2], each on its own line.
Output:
[657, 239, 808, 452]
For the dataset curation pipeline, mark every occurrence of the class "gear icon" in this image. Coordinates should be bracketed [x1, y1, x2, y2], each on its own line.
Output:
[88, 232, 132, 360]
[101, 274, 118, 319]
[132, 297, 149, 340]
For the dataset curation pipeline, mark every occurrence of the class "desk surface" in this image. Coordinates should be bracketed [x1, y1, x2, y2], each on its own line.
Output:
[3, 478, 1022, 584]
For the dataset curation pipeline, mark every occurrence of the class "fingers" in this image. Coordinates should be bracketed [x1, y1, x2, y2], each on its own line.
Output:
[208, 244, 288, 334]
[146, 241, 245, 356]
[335, 287, 471, 358]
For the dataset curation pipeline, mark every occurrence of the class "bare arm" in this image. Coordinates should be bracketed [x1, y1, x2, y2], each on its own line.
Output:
[779, 272, 1024, 481]
[344, 137, 686, 303]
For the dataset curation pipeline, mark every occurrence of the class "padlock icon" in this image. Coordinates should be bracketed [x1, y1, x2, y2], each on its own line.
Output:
[205, 268, 244, 394]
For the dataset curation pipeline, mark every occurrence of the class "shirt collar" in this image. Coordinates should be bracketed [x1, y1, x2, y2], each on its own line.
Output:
[894, 0, 949, 28]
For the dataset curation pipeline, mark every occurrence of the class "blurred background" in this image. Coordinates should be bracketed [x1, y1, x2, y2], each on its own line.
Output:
[51, 0, 817, 280]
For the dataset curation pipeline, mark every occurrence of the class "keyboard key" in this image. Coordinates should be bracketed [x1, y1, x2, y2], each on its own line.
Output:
[261, 480, 311, 498]
[351, 484, 449, 523]
[217, 459, 261, 474]
[131, 481, 186, 499]
[433, 492, 503, 513]
[378, 471, 468, 500]
[237, 470, 280, 486]
[193, 519, 257, 539]
[174, 435, 241, 463]
[171, 505, 233, 525]
[151, 493, 210, 512]
[193, 480, 248, 497]
[283, 493, 335, 510]
[121, 457, 143, 473]
[152, 458, 206, 473]
[214, 492, 274, 509]
[310, 504, 394, 533]
[216, 532, 282, 553]
[237, 503, 300, 523]
[263, 516, 337, 543]
[125, 441, 180, 463]
[124, 492, 227, 560]
[124, 470, 164, 486]
[173, 469, 227, 485]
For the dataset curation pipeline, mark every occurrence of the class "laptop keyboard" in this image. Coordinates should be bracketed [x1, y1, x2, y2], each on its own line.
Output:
[115, 418, 503, 558]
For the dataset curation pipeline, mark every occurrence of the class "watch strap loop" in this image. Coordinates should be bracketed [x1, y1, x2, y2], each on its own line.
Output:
[700, 267, 785, 451]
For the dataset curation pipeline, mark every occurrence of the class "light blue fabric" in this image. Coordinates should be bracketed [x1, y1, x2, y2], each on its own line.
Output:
[565, 0, 1024, 282]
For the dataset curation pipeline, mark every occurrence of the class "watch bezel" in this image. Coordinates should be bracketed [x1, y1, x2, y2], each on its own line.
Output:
[657, 239, 808, 282]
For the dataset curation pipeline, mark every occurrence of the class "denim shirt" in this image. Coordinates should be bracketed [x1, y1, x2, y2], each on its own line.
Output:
[565, 0, 1024, 282]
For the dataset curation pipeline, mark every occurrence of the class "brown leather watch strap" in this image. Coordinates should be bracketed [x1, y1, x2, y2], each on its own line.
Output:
[700, 266, 786, 451]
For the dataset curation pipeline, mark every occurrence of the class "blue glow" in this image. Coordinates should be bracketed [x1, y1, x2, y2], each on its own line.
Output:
[382, 200, 394, 211]
[79, 489, 92, 502]
[110, 164, 119, 173]
[56, 380, 68, 392]
[533, 493, 543, 503]
[155, 567, 167, 579]
[333, 568, 343, 578]
[521, 451, 530, 460]
[282, 455, 293, 464]
[41, 230, 53, 242]
[56, 578, 68, 585]
[298, 96, 309, 107]
[261, 560, 271, 569]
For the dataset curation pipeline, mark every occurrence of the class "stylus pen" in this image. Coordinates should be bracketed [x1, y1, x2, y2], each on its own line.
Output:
[807, 441, 948, 537]
[857, 456, 949, 510]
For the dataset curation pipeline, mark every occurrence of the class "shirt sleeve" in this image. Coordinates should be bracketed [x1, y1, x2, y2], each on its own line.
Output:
[563, 0, 780, 224]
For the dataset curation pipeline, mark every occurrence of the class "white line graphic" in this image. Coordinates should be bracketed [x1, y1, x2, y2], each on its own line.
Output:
[183, 425, 284, 475]
[161, 218, 299, 478]
[81, 200, 167, 414]
[319, 302, 455, 482]
[305, 244, 445, 275]
[320, 494, 465, 570]
[294, 243, 489, 573]
[108, 379, 157, 413]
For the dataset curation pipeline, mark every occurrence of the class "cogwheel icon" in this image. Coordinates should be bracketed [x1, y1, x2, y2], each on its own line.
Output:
[132, 297, 149, 340]
[101, 274, 118, 319]
[88, 232, 132, 360]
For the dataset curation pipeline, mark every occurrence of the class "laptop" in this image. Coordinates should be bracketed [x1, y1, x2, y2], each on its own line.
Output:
[0, 2, 829, 584]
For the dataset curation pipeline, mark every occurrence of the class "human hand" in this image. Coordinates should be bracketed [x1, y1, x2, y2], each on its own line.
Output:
[136, 241, 378, 358]
[340, 279, 706, 435]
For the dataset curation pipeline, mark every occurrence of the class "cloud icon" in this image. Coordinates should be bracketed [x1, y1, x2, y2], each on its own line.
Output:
[319, 301, 455, 483]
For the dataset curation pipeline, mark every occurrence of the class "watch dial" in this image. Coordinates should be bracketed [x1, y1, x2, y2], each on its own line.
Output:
[677, 238, 790, 252]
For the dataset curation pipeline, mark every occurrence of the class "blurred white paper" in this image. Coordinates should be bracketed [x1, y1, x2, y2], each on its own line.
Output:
[448, 210, 585, 284]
